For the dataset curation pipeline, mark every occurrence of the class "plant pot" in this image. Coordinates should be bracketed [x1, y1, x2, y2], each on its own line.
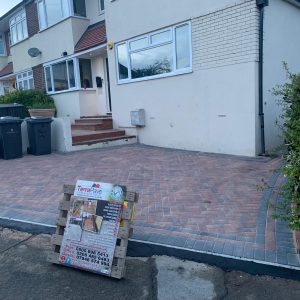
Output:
[28, 109, 55, 118]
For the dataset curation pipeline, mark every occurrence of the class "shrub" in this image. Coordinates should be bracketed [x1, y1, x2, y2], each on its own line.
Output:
[0, 89, 56, 116]
[273, 64, 300, 230]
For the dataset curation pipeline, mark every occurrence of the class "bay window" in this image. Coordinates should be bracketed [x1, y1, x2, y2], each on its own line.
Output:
[17, 70, 34, 90]
[9, 10, 28, 45]
[116, 22, 192, 83]
[45, 58, 93, 93]
[38, 0, 86, 31]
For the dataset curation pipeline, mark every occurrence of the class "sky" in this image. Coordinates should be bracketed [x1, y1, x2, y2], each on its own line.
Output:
[0, 0, 22, 18]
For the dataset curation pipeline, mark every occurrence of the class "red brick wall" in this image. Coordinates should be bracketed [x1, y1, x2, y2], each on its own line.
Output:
[32, 64, 45, 91]
[26, 1, 39, 38]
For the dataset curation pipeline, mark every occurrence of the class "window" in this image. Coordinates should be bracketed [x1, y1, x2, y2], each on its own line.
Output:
[116, 22, 192, 83]
[37, 0, 70, 30]
[38, 0, 87, 30]
[17, 71, 34, 90]
[99, 0, 105, 14]
[79, 59, 93, 88]
[0, 35, 5, 55]
[73, 0, 86, 17]
[9, 10, 28, 45]
[45, 59, 76, 93]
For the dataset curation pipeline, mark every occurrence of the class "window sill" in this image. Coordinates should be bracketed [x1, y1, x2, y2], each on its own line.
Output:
[10, 36, 29, 48]
[117, 68, 193, 85]
[47, 88, 96, 95]
[39, 16, 89, 34]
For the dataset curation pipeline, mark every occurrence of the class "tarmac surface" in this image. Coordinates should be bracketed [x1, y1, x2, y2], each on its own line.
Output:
[0, 144, 299, 269]
[1, 228, 300, 300]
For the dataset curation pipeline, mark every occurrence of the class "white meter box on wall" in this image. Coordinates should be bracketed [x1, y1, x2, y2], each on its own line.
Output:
[130, 109, 145, 127]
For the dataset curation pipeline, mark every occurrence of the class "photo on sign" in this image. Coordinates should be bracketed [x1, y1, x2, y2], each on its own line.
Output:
[82, 214, 103, 233]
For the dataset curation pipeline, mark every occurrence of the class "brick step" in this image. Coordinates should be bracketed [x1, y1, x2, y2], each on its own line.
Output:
[72, 129, 126, 144]
[72, 135, 136, 146]
[74, 118, 113, 125]
[72, 121, 113, 131]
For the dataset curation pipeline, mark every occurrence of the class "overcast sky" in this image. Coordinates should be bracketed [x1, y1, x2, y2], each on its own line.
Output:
[0, 1, 22, 17]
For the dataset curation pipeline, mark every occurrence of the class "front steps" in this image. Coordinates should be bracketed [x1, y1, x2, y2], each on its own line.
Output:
[71, 116, 136, 146]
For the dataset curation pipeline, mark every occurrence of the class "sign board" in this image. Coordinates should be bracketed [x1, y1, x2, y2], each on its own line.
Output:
[59, 180, 126, 276]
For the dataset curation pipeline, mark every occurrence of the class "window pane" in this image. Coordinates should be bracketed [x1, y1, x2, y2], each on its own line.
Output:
[29, 78, 34, 89]
[175, 24, 190, 69]
[16, 22, 23, 41]
[0, 36, 4, 55]
[18, 81, 23, 89]
[11, 26, 17, 44]
[117, 43, 128, 80]
[68, 60, 75, 88]
[130, 44, 173, 79]
[45, 67, 53, 92]
[38, 1, 47, 30]
[73, 0, 86, 17]
[22, 19, 28, 39]
[52, 62, 68, 91]
[62, 0, 70, 17]
[23, 80, 29, 90]
[129, 37, 148, 51]
[99, 0, 105, 12]
[79, 59, 93, 88]
[150, 30, 171, 44]
[45, 0, 63, 26]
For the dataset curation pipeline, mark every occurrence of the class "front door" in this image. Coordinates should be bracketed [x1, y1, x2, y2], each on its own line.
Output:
[105, 58, 112, 113]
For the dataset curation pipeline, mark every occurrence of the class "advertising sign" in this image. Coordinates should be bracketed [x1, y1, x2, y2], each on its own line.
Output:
[59, 180, 126, 275]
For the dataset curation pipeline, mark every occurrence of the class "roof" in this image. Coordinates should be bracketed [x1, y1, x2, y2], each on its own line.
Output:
[0, 62, 13, 78]
[75, 21, 107, 53]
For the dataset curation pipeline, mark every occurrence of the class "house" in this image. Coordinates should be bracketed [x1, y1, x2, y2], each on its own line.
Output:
[0, 0, 299, 156]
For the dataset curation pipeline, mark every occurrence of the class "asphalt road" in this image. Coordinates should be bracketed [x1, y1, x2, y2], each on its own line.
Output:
[0, 228, 300, 300]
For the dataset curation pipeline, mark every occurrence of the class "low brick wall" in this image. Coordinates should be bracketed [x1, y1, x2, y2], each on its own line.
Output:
[294, 230, 300, 254]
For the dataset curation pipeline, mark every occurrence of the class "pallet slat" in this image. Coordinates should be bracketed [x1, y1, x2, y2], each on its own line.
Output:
[48, 184, 138, 279]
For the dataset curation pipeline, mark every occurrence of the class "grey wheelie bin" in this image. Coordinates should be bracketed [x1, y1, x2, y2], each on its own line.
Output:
[26, 117, 53, 155]
[0, 117, 23, 159]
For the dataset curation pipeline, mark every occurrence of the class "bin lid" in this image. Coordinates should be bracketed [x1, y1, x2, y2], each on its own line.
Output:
[26, 116, 53, 124]
[0, 116, 23, 124]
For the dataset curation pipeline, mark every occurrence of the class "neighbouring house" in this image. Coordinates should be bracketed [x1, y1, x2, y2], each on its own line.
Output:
[0, 0, 299, 156]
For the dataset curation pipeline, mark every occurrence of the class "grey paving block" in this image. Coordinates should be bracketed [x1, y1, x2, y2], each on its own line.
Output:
[254, 249, 265, 261]
[193, 240, 206, 251]
[277, 254, 288, 265]
[243, 247, 254, 259]
[203, 241, 214, 252]
[265, 250, 276, 263]
[222, 243, 234, 256]
[287, 253, 300, 267]
[212, 242, 224, 254]
[184, 238, 196, 249]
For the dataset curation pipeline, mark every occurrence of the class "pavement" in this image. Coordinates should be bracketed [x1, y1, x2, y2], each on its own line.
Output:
[0, 144, 299, 269]
[1, 228, 300, 300]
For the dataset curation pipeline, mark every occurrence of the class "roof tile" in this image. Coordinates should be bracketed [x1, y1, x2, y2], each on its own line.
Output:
[0, 62, 13, 78]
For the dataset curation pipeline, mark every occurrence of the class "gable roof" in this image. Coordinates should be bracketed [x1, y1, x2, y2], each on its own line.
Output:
[0, 62, 13, 78]
[74, 21, 106, 53]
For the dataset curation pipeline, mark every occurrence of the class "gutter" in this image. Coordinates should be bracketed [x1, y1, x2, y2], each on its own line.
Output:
[256, 0, 269, 155]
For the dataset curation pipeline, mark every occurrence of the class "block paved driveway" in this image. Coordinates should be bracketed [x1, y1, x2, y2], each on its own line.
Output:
[0, 144, 298, 268]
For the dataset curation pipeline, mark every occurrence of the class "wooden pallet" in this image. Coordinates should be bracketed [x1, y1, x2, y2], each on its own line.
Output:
[47, 184, 138, 279]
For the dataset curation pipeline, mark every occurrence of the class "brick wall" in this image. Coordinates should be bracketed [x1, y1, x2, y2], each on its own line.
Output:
[192, 0, 259, 70]
[26, 1, 39, 38]
[32, 64, 45, 91]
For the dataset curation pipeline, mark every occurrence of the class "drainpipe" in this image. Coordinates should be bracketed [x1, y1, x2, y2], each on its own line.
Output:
[256, 0, 269, 155]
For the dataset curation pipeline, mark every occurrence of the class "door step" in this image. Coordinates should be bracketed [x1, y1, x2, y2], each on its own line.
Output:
[72, 129, 126, 144]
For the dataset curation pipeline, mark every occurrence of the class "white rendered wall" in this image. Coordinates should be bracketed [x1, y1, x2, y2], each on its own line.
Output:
[86, 0, 105, 25]
[106, 0, 260, 156]
[263, 0, 300, 151]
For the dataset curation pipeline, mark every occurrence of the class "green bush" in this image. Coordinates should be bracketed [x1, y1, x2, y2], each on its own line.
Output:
[273, 64, 300, 230]
[0, 89, 56, 116]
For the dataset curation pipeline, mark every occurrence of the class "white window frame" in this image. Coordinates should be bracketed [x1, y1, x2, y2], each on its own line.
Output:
[0, 34, 6, 56]
[37, 0, 88, 31]
[99, 0, 105, 15]
[9, 9, 28, 45]
[115, 21, 192, 84]
[16, 70, 34, 90]
[44, 58, 79, 94]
